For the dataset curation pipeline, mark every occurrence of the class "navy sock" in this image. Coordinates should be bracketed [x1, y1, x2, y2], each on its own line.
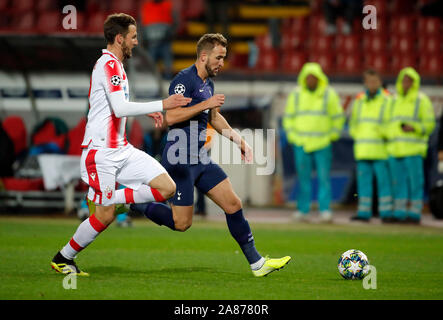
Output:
[225, 209, 262, 265]
[131, 202, 176, 230]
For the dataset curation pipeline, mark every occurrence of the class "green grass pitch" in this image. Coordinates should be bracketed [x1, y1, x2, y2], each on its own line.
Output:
[1, 216, 443, 300]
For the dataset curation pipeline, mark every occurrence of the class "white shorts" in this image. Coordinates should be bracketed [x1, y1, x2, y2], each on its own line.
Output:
[80, 144, 167, 205]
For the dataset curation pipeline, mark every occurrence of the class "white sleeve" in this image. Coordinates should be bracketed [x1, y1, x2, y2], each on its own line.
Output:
[108, 90, 163, 118]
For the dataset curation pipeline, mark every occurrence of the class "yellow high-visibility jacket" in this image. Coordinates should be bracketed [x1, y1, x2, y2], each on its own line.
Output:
[283, 62, 345, 153]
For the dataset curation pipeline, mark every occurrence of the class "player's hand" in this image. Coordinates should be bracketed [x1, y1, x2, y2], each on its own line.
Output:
[207, 94, 225, 109]
[163, 94, 192, 110]
[147, 112, 164, 128]
[240, 140, 253, 163]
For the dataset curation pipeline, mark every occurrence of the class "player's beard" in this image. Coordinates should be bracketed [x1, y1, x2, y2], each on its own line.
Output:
[122, 42, 132, 60]
[205, 61, 218, 78]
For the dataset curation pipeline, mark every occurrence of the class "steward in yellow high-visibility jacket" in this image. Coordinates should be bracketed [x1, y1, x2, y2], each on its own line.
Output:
[348, 69, 393, 221]
[283, 62, 344, 222]
[387, 67, 436, 223]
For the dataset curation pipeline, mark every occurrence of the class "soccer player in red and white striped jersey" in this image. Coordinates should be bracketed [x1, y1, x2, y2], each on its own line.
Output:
[50, 13, 191, 276]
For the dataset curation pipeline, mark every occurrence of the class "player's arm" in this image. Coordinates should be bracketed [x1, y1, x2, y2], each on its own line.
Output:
[209, 108, 252, 162]
[165, 94, 225, 126]
[108, 91, 191, 118]
[103, 60, 190, 118]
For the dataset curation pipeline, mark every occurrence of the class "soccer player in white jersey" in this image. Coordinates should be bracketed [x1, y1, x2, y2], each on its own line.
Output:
[50, 13, 191, 276]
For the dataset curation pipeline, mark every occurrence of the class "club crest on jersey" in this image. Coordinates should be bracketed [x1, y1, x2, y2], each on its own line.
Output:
[174, 83, 186, 94]
[110, 75, 121, 86]
[105, 186, 113, 200]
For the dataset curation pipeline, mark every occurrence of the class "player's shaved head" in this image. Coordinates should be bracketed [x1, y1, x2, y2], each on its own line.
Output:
[196, 33, 228, 58]
[104, 13, 137, 45]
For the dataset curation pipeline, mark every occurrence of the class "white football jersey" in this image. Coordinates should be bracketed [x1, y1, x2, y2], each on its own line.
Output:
[81, 49, 130, 149]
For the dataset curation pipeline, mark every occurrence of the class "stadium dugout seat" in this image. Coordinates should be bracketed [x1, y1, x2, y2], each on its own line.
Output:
[183, 0, 204, 19]
[391, 35, 416, 53]
[391, 53, 418, 73]
[2, 116, 27, 157]
[66, 118, 86, 156]
[363, 34, 388, 53]
[281, 51, 307, 73]
[128, 119, 144, 150]
[364, 0, 387, 17]
[391, 0, 418, 15]
[36, 11, 62, 33]
[390, 15, 417, 36]
[418, 17, 442, 36]
[309, 35, 334, 54]
[337, 54, 362, 75]
[308, 52, 335, 74]
[283, 17, 309, 35]
[310, 0, 323, 15]
[9, 11, 35, 33]
[418, 35, 442, 54]
[0, 0, 9, 11]
[309, 15, 327, 36]
[419, 54, 443, 77]
[87, 11, 107, 34]
[11, 0, 34, 12]
[255, 33, 273, 51]
[281, 32, 306, 51]
[256, 48, 279, 72]
[36, 0, 58, 12]
[364, 54, 390, 74]
[228, 52, 248, 69]
[109, 0, 137, 18]
[336, 35, 361, 53]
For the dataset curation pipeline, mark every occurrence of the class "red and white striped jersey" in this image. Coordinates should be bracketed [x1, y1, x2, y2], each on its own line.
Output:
[81, 49, 130, 149]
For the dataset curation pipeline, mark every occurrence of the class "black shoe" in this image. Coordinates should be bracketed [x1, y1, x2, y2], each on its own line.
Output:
[350, 215, 370, 222]
[51, 252, 89, 276]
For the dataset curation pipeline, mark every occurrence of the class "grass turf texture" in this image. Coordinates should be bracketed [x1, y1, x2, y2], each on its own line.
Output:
[1, 216, 442, 300]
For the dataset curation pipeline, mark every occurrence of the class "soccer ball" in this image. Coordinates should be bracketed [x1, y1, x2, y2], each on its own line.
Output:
[338, 249, 370, 280]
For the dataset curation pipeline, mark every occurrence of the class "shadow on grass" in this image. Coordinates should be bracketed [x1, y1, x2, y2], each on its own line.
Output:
[85, 265, 240, 277]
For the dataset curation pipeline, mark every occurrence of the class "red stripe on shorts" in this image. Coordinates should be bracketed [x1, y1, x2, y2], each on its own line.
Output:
[124, 188, 135, 203]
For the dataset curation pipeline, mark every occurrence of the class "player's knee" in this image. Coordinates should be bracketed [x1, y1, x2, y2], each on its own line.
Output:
[94, 205, 116, 226]
[173, 215, 192, 232]
[225, 196, 242, 213]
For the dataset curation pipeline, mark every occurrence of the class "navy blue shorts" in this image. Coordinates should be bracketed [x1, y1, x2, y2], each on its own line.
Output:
[161, 158, 228, 206]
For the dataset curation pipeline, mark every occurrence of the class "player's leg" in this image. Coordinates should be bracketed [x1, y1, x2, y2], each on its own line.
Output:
[198, 160, 290, 276]
[113, 147, 176, 204]
[205, 177, 290, 277]
[52, 148, 117, 275]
